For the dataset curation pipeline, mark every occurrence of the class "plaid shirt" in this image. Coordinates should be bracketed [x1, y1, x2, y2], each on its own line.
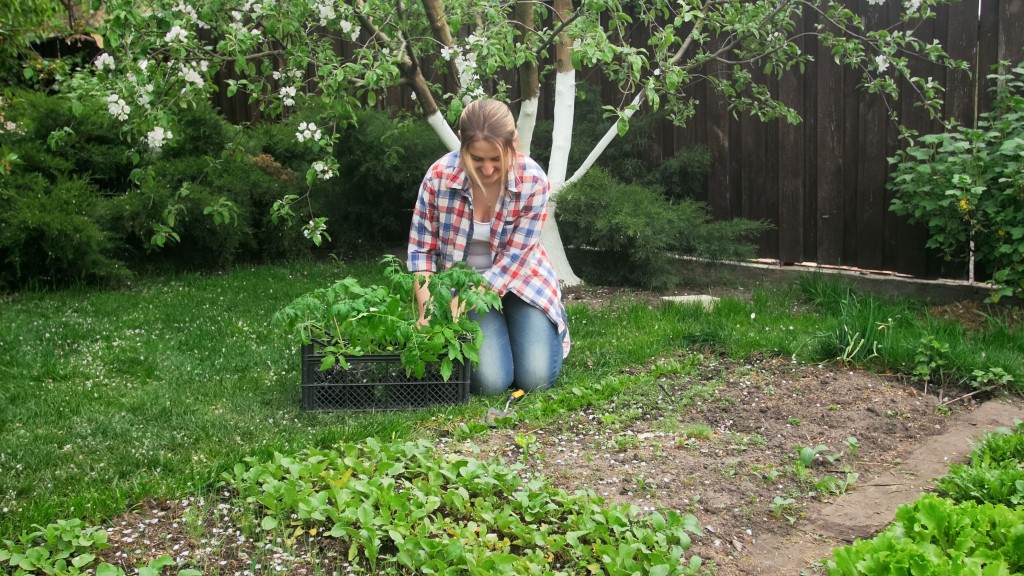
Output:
[407, 150, 570, 358]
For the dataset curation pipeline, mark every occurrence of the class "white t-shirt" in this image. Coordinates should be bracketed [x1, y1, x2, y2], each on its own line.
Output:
[467, 219, 493, 272]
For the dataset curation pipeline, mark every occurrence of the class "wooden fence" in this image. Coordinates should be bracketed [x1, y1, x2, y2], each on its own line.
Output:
[650, 0, 1024, 278]
[213, 0, 1024, 279]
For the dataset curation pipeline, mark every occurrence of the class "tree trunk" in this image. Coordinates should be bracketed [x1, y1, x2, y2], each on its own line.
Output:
[514, 0, 539, 156]
[542, 0, 582, 287]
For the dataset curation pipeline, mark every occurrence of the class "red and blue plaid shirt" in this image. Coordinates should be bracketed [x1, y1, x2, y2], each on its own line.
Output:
[407, 150, 570, 358]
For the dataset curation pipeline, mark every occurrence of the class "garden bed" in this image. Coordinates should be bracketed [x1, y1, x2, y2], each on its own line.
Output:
[92, 353, 1023, 574]
[447, 354, 1023, 575]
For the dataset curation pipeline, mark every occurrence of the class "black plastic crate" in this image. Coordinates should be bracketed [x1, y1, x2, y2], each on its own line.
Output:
[300, 343, 470, 411]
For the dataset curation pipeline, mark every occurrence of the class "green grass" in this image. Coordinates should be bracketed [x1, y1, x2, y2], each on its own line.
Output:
[1, 263, 1022, 541]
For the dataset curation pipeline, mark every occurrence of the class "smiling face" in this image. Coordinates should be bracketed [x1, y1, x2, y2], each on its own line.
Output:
[458, 99, 518, 192]
[464, 140, 508, 188]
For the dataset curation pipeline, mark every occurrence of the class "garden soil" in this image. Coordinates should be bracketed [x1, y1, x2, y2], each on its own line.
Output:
[453, 355, 1024, 575]
[95, 288, 1024, 575]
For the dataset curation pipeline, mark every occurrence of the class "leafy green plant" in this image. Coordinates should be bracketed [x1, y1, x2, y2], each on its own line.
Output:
[275, 256, 501, 380]
[912, 335, 952, 386]
[0, 519, 108, 575]
[224, 438, 705, 574]
[794, 445, 829, 468]
[935, 423, 1024, 508]
[889, 62, 1024, 302]
[845, 436, 860, 460]
[828, 494, 1024, 575]
[770, 496, 802, 525]
[969, 367, 1015, 391]
[814, 472, 859, 497]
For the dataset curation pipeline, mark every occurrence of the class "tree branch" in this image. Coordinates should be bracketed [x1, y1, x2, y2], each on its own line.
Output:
[536, 9, 582, 55]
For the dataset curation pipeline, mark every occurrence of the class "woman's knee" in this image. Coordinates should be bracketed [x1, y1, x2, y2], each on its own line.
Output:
[513, 354, 561, 392]
[471, 363, 513, 396]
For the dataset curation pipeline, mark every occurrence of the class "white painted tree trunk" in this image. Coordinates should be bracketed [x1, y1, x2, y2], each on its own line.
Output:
[567, 91, 644, 186]
[544, 69, 582, 287]
[427, 110, 461, 151]
[516, 97, 539, 156]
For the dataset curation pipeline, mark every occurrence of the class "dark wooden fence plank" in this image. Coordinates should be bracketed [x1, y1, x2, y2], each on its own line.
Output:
[855, 38, 887, 271]
[999, 0, 1024, 66]
[842, 16, 863, 268]
[740, 69, 772, 255]
[816, 37, 845, 265]
[945, 0, 980, 126]
[977, 0, 1002, 115]
[706, 55, 734, 221]
[777, 60, 805, 263]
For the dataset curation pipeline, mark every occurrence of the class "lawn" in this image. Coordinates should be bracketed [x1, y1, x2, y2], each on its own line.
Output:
[1, 259, 1022, 574]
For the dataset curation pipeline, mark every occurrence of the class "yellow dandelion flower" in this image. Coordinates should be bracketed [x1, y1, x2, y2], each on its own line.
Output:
[958, 199, 970, 212]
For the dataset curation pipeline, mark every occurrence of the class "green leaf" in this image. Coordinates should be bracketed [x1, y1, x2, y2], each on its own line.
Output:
[96, 563, 124, 576]
[261, 516, 278, 530]
[72, 553, 96, 568]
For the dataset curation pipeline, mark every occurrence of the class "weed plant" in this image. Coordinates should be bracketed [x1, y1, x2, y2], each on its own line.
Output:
[1, 262, 1023, 547]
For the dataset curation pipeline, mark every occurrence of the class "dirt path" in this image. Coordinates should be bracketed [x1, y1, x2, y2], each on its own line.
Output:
[735, 399, 1024, 575]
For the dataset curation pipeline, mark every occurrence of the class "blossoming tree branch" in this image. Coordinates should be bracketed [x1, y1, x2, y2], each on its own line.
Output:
[82, 0, 964, 284]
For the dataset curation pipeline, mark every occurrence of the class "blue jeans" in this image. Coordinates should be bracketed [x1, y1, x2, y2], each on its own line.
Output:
[467, 294, 563, 396]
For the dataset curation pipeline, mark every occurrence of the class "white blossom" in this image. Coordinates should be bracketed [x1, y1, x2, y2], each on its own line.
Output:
[106, 95, 131, 121]
[164, 25, 188, 43]
[317, 2, 336, 25]
[866, 0, 885, 4]
[147, 126, 174, 149]
[905, 0, 922, 12]
[94, 53, 115, 71]
[179, 64, 205, 87]
[295, 122, 322, 143]
[173, 2, 208, 28]
[280, 86, 297, 107]
[312, 161, 334, 179]
[875, 54, 890, 73]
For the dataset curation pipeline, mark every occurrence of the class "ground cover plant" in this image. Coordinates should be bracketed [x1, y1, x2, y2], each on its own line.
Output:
[1, 261, 1023, 574]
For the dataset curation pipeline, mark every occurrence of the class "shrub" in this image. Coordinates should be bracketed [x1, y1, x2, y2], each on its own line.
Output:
[314, 109, 448, 253]
[1, 89, 135, 194]
[558, 167, 769, 290]
[639, 144, 712, 202]
[115, 108, 317, 270]
[889, 62, 1024, 302]
[0, 173, 129, 289]
[1, 91, 319, 282]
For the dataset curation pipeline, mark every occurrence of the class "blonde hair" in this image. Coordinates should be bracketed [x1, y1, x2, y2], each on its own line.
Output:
[459, 99, 516, 191]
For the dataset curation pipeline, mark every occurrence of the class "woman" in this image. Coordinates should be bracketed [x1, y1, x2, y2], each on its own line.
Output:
[407, 99, 570, 395]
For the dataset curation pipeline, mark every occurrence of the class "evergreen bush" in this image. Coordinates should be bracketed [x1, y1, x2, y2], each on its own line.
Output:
[0, 173, 129, 289]
[2, 90, 135, 194]
[0, 91, 319, 285]
[315, 110, 448, 253]
[557, 167, 768, 290]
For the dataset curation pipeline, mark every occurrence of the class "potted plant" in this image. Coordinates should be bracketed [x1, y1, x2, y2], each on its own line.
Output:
[275, 255, 501, 410]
